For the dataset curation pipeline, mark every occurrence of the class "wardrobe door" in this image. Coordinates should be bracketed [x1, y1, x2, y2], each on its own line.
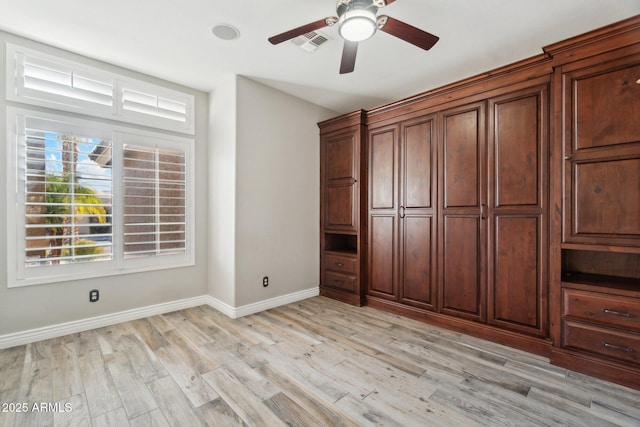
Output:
[368, 125, 399, 300]
[323, 129, 359, 232]
[439, 103, 487, 322]
[487, 86, 548, 337]
[562, 56, 640, 248]
[400, 116, 437, 310]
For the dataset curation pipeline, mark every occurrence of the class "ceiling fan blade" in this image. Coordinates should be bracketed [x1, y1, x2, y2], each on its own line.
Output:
[378, 16, 439, 50]
[339, 41, 359, 74]
[268, 17, 337, 45]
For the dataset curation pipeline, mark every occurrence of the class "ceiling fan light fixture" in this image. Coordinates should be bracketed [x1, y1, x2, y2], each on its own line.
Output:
[338, 9, 377, 42]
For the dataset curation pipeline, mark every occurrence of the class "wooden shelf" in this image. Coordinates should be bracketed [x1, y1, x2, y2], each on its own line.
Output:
[561, 243, 640, 255]
[324, 248, 357, 256]
[324, 233, 358, 254]
[562, 272, 640, 297]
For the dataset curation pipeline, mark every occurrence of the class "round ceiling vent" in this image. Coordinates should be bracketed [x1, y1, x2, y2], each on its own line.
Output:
[212, 24, 240, 41]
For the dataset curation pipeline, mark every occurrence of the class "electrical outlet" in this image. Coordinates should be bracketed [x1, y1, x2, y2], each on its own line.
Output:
[262, 276, 269, 287]
[89, 289, 99, 302]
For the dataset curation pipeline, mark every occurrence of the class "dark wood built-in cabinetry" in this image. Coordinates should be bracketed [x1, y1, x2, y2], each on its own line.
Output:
[364, 80, 551, 350]
[486, 87, 549, 338]
[561, 52, 640, 249]
[439, 102, 486, 322]
[547, 22, 640, 389]
[319, 16, 640, 390]
[561, 276, 640, 363]
[319, 111, 367, 306]
[368, 115, 438, 312]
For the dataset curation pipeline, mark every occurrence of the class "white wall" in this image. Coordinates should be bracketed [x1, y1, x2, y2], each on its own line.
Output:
[0, 31, 210, 336]
[234, 77, 336, 306]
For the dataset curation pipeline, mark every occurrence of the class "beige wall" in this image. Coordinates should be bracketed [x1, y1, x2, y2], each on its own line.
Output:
[235, 76, 336, 306]
[208, 76, 336, 309]
[208, 73, 237, 307]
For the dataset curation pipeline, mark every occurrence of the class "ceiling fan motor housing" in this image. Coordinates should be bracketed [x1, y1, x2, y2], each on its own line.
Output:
[337, 0, 379, 17]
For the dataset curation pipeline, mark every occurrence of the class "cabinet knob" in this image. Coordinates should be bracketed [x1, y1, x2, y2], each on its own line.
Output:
[564, 156, 572, 160]
[399, 206, 405, 219]
[335, 263, 344, 267]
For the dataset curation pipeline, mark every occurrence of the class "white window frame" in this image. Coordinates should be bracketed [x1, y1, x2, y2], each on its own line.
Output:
[6, 107, 195, 288]
[6, 43, 195, 135]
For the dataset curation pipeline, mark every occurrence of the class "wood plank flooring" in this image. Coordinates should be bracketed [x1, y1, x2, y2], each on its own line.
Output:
[1, 296, 639, 426]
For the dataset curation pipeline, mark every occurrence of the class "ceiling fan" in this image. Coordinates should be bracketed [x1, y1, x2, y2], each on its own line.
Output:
[268, 0, 439, 74]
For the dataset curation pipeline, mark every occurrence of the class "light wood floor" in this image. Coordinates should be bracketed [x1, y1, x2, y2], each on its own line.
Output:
[1, 296, 639, 427]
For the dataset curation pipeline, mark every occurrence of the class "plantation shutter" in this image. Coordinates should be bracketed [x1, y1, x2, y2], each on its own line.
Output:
[8, 44, 195, 135]
[19, 53, 114, 109]
[23, 120, 113, 266]
[123, 144, 187, 258]
[122, 88, 189, 123]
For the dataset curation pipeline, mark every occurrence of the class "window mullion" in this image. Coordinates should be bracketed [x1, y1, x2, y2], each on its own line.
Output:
[155, 146, 160, 255]
[112, 132, 125, 269]
[69, 136, 77, 261]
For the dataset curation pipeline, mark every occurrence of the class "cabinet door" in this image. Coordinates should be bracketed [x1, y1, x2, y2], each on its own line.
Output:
[322, 129, 359, 232]
[368, 125, 399, 299]
[439, 103, 486, 321]
[400, 116, 437, 310]
[487, 87, 548, 337]
[563, 55, 640, 248]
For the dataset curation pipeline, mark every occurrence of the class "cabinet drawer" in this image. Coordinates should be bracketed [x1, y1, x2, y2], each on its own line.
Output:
[562, 320, 640, 364]
[323, 271, 357, 293]
[563, 289, 640, 332]
[324, 253, 358, 275]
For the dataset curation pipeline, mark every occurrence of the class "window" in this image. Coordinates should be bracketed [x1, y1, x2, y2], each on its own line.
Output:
[6, 43, 195, 134]
[7, 109, 194, 287]
[6, 43, 196, 287]
[121, 136, 187, 259]
[22, 117, 114, 268]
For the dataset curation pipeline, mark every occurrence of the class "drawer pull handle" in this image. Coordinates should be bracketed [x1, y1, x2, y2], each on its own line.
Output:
[602, 309, 633, 318]
[334, 280, 344, 285]
[335, 263, 344, 267]
[602, 342, 633, 353]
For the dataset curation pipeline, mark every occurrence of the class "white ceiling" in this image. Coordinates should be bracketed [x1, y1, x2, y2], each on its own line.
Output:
[1, 0, 639, 114]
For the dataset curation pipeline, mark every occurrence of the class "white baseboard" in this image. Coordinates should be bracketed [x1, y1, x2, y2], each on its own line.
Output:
[206, 286, 319, 319]
[0, 287, 319, 349]
[0, 295, 209, 350]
